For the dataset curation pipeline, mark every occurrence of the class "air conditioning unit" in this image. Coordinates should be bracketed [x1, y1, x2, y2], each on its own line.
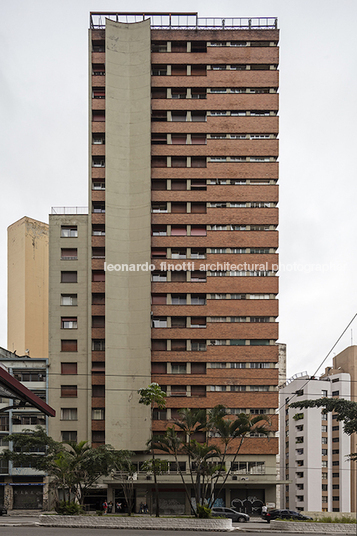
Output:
[232, 475, 238, 481]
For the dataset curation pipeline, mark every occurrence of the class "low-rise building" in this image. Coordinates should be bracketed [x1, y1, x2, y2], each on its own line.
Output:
[0, 348, 49, 510]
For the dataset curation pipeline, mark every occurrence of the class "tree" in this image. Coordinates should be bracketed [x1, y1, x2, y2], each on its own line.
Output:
[112, 450, 137, 515]
[207, 409, 270, 507]
[138, 383, 167, 517]
[0, 427, 116, 506]
[289, 397, 357, 459]
[154, 407, 270, 516]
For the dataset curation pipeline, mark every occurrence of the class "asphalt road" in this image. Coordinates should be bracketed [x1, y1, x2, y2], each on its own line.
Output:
[0, 528, 338, 536]
[0, 520, 345, 536]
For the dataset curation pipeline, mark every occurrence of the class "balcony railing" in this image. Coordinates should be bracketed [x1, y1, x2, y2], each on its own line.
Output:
[90, 12, 278, 30]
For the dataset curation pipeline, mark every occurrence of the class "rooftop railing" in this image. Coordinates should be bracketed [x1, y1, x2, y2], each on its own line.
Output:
[51, 207, 88, 215]
[90, 12, 278, 30]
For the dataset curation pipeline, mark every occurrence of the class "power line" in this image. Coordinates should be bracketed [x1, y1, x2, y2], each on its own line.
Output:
[277, 313, 357, 414]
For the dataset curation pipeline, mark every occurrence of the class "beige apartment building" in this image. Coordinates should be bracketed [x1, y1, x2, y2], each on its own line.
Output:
[7, 217, 49, 358]
[47, 12, 283, 513]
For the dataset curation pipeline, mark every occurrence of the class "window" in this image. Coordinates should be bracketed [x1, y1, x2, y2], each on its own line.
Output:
[61, 385, 77, 398]
[210, 385, 227, 392]
[92, 271, 105, 282]
[152, 317, 167, 328]
[92, 409, 105, 420]
[61, 271, 77, 283]
[171, 340, 186, 351]
[92, 385, 105, 397]
[332, 449, 339, 455]
[62, 431, 77, 442]
[191, 112, 206, 122]
[332, 390, 339, 396]
[92, 316, 105, 328]
[171, 385, 187, 396]
[322, 461, 328, 467]
[61, 294, 77, 306]
[92, 110, 105, 122]
[322, 496, 328, 503]
[61, 408, 77, 421]
[322, 472, 328, 479]
[191, 294, 206, 305]
[322, 390, 328, 397]
[152, 340, 167, 351]
[171, 294, 186, 305]
[61, 317, 77, 329]
[191, 226, 206, 236]
[61, 363, 77, 375]
[332, 437, 339, 443]
[332, 461, 339, 466]
[322, 449, 328, 456]
[171, 363, 187, 374]
[92, 431, 105, 443]
[250, 385, 270, 392]
[191, 340, 206, 351]
[231, 385, 246, 392]
[322, 425, 328, 433]
[171, 317, 186, 328]
[151, 363, 167, 374]
[61, 248, 77, 260]
[152, 64, 167, 76]
[92, 339, 105, 351]
[171, 111, 187, 122]
[92, 247, 105, 258]
[61, 226, 77, 238]
[230, 363, 246, 369]
[61, 340, 77, 352]
[191, 385, 206, 397]
[171, 226, 187, 236]
[322, 437, 328, 444]
[191, 363, 206, 374]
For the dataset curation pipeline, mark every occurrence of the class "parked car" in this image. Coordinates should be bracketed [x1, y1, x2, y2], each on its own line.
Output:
[0, 506, 7, 516]
[211, 507, 250, 522]
[262, 509, 312, 523]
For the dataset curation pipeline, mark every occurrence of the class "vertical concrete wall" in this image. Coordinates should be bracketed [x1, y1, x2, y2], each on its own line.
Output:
[8, 217, 49, 358]
[105, 19, 151, 450]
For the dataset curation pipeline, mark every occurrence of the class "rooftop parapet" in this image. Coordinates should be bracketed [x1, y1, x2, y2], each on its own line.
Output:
[90, 12, 278, 31]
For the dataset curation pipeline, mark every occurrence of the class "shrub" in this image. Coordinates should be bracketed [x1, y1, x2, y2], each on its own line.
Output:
[197, 505, 211, 518]
[96, 510, 103, 516]
[56, 501, 83, 515]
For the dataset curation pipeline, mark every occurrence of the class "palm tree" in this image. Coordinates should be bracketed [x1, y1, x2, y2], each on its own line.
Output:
[207, 411, 270, 507]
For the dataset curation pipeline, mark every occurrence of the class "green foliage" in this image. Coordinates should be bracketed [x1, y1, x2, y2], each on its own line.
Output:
[196, 505, 211, 518]
[0, 427, 116, 504]
[289, 397, 357, 458]
[314, 515, 356, 524]
[138, 383, 166, 409]
[290, 397, 357, 435]
[152, 405, 271, 517]
[293, 412, 304, 421]
[141, 458, 168, 474]
[56, 500, 83, 515]
[96, 510, 103, 516]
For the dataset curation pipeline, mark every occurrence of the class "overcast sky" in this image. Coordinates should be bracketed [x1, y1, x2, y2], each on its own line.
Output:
[1, 0, 357, 378]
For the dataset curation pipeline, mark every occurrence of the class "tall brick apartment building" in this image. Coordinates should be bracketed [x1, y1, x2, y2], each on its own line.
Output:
[48, 13, 282, 512]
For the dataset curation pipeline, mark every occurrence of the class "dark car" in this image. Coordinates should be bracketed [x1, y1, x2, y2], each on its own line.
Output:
[262, 509, 312, 523]
[211, 507, 250, 522]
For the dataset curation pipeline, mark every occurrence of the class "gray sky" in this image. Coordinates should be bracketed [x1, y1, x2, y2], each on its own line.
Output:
[1, 0, 357, 378]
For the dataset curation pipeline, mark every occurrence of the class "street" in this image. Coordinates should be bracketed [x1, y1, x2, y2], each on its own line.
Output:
[0, 521, 344, 536]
